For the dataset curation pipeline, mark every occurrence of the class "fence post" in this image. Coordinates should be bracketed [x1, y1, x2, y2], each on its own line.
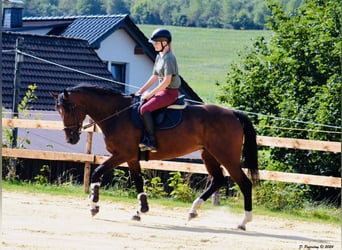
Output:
[83, 118, 95, 193]
[11, 37, 24, 148]
[8, 37, 24, 180]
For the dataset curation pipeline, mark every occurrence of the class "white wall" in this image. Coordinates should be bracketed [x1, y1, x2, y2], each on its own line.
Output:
[96, 29, 155, 94]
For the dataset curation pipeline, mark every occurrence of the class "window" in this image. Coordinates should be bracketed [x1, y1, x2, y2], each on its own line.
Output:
[109, 62, 126, 92]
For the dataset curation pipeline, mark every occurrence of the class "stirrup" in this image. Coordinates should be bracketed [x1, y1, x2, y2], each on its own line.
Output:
[148, 145, 157, 153]
[139, 144, 149, 151]
[139, 143, 157, 152]
[139, 136, 150, 151]
[139, 135, 157, 152]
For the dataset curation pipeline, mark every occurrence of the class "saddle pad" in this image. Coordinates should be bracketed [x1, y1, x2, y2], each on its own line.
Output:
[131, 104, 183, 130]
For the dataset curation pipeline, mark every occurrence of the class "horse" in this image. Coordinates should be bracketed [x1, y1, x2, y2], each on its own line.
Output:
[51, 83, 259, 230]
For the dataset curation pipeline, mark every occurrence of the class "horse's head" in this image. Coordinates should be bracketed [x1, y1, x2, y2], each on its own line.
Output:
[51, 90, 86, 144]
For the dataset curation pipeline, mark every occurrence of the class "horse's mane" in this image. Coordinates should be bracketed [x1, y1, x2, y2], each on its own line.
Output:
[67, 83, 123, 96]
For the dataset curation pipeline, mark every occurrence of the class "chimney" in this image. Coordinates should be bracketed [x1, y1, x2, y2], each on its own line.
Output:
[2, 0, 24, 28]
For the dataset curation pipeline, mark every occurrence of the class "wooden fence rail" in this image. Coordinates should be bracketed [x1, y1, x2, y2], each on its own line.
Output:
[2, 118, 341, 190]
[2, 118, 340, 152]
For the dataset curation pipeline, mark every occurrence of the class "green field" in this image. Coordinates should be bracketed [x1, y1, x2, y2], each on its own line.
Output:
[138, 25, 272, 103]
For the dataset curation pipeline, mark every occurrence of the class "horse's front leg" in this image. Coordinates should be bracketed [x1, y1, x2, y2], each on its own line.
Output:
[89, 155, 124, 216]
[128, 160, 149, 221]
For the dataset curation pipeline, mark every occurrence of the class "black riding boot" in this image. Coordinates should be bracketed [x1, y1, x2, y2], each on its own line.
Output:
[139, 111, 157, 152]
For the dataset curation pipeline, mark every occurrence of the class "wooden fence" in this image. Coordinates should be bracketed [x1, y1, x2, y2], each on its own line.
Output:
[2, 118, 341, 191]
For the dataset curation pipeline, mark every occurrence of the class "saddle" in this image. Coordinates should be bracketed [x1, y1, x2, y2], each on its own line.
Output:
[131, 95, 187, 130]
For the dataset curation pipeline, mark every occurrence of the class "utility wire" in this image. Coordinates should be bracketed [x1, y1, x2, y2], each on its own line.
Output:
[14, 49, 341, 131]
[17, 50, 140, 90]
[238, 110, 340, 130]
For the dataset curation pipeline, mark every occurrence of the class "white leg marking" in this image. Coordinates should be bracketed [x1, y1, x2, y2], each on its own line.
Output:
[238, 210, 253, 230]
[189, 197, 205, 215]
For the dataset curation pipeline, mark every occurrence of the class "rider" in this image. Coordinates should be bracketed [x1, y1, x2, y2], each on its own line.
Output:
[136, 28, 181, 153]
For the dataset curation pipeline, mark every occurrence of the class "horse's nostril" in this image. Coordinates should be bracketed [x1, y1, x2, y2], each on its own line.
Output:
[67, 134, 80, 145]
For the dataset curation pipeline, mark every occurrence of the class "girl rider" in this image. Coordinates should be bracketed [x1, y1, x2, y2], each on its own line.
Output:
[136, 28, 181, 152]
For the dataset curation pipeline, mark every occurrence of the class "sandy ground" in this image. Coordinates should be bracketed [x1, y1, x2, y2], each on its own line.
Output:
[1, 191, 340, 250]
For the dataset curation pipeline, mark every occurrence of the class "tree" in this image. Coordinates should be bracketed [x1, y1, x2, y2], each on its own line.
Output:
[130, 0, 161, 24]
[217, 0, 341, 204]
[23, 0, 59, 16]
[21, 0, 306, 30]
[76, 0, 104, 15]
[203, 0, 223, 28]
[104, 0, 130, 14]
[58, 0, 78, 15]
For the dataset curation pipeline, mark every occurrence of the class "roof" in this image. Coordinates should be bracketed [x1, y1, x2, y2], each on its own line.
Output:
[61, 15, 125, 46]
[20, 15, 157, 61]
[4, 15, 203, 106]
[2, 32, 119, 110]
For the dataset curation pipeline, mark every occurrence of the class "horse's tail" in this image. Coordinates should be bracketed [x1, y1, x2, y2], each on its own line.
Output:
[234, 111, 259, 185]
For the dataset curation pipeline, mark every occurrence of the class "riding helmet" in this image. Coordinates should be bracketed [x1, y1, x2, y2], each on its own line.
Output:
[149, 28, 172, 43]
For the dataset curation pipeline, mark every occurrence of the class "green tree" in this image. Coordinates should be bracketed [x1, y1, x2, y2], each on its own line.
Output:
[222, 0, 267, 29]
[130, 0, 161, 24]
[217, 0, 341, 203]
[157, 0, 180, 26]
[21, 0, 305, 30]
[104, 0, 129, 14]
[23, 0, 59, 16]
[187, 0, 204, 27]
[58, 0, 78, 15]
[281, 0, 304, 9]
[76, 0, 104, 15]
[201, 0, 223, 28]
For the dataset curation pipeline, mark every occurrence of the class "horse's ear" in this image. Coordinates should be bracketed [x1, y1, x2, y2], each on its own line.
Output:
[63, 90, 69, 100]
[50, 92, 58, 100]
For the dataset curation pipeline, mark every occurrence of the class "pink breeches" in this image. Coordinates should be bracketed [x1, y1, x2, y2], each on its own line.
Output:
[140, 88, 179, 115]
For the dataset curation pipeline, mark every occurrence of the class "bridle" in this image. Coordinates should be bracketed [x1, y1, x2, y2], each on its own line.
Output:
[62, 99, 139, 132]
[61, 102, 83, 133]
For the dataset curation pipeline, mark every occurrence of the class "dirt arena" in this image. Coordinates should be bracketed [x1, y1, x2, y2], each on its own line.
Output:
[2, 191, 340, 250]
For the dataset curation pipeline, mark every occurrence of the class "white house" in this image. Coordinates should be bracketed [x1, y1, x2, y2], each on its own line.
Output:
[2, 3, 203, 179]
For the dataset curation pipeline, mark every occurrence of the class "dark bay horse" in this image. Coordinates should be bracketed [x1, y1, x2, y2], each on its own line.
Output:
[51, 83, 259, 230]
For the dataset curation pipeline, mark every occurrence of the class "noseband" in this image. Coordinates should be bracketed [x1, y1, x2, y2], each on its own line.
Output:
[63, 123, 82, 132]
[56, 91, 83, 133]
[61, 102, 83, 133]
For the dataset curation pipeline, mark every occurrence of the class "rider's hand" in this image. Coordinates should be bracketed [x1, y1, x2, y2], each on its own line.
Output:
[141, 91, 151, 100]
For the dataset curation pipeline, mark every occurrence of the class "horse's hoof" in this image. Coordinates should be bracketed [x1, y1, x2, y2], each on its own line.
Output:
[237, 224, 246, 231]
[188, 212, 198, 220]
[132, 211, 141, 221]
[140, 205, 149, 213]
[90, 206, 99, 217]
[139, 193, 149, 213]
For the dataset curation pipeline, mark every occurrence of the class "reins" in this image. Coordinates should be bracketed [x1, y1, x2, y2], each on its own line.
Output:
[81, 102, 139, 130]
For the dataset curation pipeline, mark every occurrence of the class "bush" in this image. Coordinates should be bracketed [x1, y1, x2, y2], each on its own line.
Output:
[255, 181, 310, 211]
[145, 176, 167, 199]
[34, 165, 51, 185]
[168, 172, 196, 202]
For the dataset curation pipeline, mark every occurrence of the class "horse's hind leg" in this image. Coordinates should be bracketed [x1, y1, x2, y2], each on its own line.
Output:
[227, 167, 253, 230]
[189, 149, 225, 219]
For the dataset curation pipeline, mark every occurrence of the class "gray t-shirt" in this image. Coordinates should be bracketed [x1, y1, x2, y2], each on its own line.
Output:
[153, 51, 181, 89]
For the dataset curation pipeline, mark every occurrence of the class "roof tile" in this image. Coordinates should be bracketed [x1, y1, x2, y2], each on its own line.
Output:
[61, 15, 126, 47]
[2, 32, 119, 111]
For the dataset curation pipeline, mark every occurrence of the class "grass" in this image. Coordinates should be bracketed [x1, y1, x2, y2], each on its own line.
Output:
[2, 180, 340, 226]
[138, 25, 272, 103]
